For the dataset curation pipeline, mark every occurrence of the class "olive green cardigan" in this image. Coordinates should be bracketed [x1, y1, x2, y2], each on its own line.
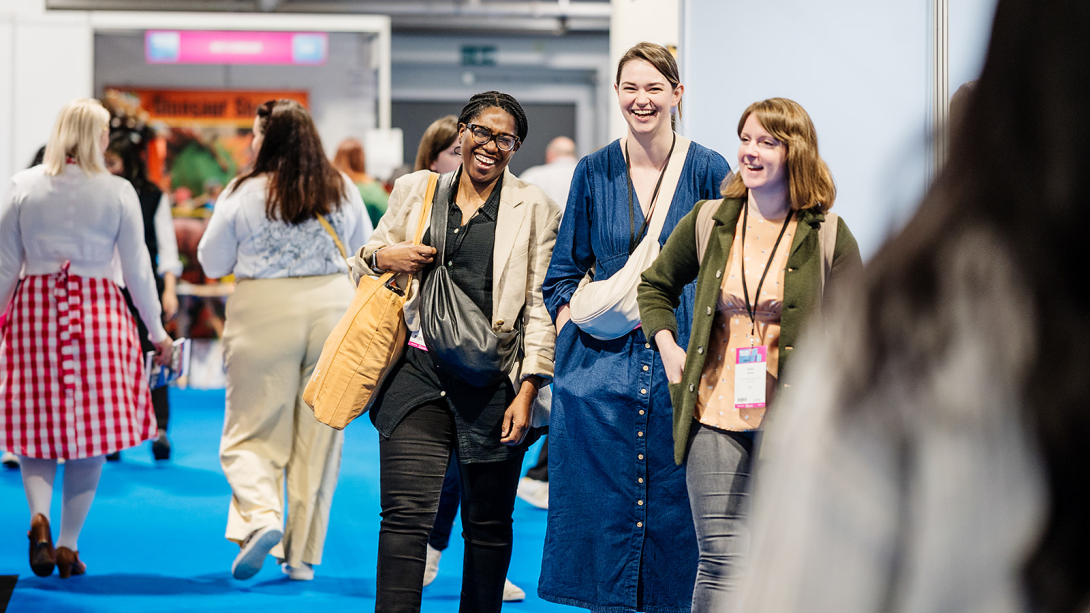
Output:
[637, 197, 863, 464]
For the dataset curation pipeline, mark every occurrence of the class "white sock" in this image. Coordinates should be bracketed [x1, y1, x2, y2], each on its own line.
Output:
[19, 456, 58, 522]
[55, 455, 105, 551]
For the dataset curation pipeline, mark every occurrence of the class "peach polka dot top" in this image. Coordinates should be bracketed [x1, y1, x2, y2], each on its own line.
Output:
[694, 205, 797, 432]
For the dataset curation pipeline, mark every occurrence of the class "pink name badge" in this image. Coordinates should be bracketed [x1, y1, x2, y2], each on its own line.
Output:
[408, 328, 428, 352]
[733, 346, 767, 409]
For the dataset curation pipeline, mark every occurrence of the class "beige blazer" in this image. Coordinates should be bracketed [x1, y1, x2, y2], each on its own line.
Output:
[350, 167, 562, 383]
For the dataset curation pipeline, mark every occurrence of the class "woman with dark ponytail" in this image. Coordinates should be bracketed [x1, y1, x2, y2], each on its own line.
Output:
[198, 99, 371, 582]
[351, 91, 561, 613]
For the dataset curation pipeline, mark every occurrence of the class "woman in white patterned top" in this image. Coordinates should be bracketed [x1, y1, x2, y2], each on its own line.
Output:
[198, 99, 371, 582]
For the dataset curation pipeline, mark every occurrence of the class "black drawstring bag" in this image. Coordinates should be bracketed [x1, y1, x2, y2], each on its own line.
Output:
[419, 172, 521, 388]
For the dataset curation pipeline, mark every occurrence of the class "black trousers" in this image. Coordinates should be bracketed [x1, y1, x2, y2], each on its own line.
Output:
[121, 287, 170, 430]
[377, 402, 524, 613]
[524, 435, 548, 482]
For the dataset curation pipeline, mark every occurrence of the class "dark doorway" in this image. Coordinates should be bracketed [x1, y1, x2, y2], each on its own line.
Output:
[393, 100, 577, 176]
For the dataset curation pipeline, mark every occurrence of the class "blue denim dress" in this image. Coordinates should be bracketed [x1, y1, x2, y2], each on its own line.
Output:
[540, 140, 730, 612]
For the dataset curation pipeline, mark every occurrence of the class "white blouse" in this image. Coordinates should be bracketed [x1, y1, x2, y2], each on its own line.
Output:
[0, 165, 168, 342]
[198, 174, 372, 280]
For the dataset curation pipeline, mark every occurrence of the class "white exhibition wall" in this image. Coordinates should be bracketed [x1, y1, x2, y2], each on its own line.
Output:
[0, 4, 391, 189]
[680, 0, 998, 259]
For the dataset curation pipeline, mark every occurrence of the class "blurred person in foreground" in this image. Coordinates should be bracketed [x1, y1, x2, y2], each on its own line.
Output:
[198, 99, 372, 582]
[105, 135, 183, 461]
[333, 137, 390, 228]
[0, 98, 172, 578]
[737, 1, 1090, 612]
[519, 136, 578, 214]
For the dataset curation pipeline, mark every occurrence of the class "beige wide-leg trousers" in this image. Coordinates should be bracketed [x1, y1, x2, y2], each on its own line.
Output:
[220, 274, 353, 567]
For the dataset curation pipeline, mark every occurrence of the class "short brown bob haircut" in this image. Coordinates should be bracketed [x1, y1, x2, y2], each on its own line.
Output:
[721, 98, 836, 212]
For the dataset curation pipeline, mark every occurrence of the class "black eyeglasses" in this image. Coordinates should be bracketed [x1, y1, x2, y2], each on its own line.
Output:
[464, 123, 520, 152]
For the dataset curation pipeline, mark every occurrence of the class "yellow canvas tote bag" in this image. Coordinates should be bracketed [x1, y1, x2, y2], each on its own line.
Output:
[304, 173, 438, 429]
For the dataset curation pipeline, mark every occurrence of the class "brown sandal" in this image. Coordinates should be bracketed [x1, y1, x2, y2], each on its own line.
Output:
[28, 513, 55, 577]
[55, 547, 86, 579]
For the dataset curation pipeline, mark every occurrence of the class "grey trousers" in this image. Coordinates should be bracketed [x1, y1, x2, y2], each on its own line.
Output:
[685, 422, 756, 613]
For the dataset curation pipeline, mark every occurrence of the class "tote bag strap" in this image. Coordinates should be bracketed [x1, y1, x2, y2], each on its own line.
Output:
[317, 215, 347, 259]
[414, 172, 440, 246]
[399, 172, 440, 287]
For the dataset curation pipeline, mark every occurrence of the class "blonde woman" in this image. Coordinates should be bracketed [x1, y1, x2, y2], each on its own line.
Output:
[0, 99, 172, 578]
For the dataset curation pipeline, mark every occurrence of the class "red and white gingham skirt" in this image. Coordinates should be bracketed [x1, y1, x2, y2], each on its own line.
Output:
[0, 265, 156, 459]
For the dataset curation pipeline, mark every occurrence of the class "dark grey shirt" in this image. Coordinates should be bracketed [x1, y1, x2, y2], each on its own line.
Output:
[423, 169, 500, 320]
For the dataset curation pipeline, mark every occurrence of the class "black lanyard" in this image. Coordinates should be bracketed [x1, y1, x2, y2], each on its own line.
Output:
[739, 203, 793, 337]
[624, 133, 676, 254]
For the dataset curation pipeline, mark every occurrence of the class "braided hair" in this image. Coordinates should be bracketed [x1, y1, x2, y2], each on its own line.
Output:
[458, 91, 529, 143]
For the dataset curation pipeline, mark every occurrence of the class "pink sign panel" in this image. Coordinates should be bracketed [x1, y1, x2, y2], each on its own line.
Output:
[146, 30, 328, 66]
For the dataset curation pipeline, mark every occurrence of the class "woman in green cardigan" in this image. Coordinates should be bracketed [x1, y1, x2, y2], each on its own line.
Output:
[636, 98, 862, 611]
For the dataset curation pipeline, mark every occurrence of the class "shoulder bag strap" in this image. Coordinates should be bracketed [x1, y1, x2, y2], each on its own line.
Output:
[818, 211, 838, 298]
[695, 198, 724, 266]
[645, 135, 693, 243]
[403, 172, 440, 285]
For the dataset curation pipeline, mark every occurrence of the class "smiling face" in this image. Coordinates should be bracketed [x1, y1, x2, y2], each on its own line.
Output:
[431, 139, 462, 174]
[737, 113, 787, 195]
[459, 106, 518, 188]
[615, 58, 682, 138]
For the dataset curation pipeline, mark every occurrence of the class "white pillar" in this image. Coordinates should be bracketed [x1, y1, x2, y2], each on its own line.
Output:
[610, 0, 680, 141]
[0, 0, 93, 187]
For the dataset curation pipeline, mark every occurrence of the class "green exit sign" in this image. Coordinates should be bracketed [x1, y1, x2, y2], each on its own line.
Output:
[461, 45, 497, 66]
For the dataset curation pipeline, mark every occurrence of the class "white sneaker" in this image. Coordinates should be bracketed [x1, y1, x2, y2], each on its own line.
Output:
[516, 477, 549, 510]
[281, 562, 314, 581]
[503, 578, 526, 602]
[231, 526, 283, 580]
[1, 451, 18, 469]
[423, 544, 441, 586]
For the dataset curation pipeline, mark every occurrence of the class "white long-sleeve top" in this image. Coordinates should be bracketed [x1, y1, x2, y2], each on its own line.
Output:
[0, 165, 168, 342]
[198, 173, 372, 280]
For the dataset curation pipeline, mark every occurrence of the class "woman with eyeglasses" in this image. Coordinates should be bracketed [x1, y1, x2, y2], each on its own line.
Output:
[351, 91, 561, 613]
[198, 99, 372, 582]
[539, 42, 730, 613]
[409, 113, 527, 602]
[1, 98, 173, 578]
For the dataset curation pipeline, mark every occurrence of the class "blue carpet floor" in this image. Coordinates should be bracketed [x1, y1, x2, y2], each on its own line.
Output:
[0, 388, 565, 612]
